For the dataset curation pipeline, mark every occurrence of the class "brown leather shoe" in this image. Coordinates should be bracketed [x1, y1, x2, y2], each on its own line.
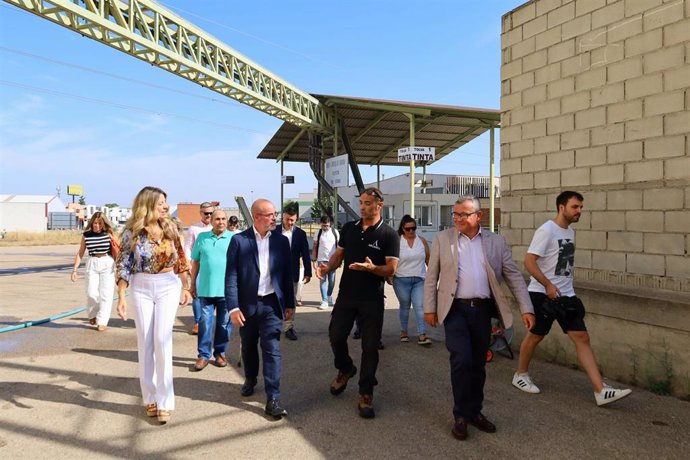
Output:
[190, 324, 199, 335]
[470, 413, 497, 433]
[452, 418, 468, 440]
[214, 355, 228, 367]
[194, 358, 209, 371]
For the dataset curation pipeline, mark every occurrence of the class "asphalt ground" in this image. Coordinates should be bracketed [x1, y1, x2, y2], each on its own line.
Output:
[0, 245, 688, 459]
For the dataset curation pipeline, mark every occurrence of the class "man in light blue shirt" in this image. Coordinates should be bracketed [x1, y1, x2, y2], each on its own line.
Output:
[190, 210, 234, 371]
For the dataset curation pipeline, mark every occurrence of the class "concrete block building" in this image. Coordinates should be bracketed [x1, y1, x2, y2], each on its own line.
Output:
[501, 0, 689, 396]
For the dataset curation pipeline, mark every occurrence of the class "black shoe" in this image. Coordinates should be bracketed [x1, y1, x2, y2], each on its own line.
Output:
[285, 328, 298, 341]
[240, 378, 257, 397]
[353, 328, 361, 339]
[469, 413, 496, 433]
[357, 394, 375, 419]
[452, 418, 468, 440]
[265, 399, 288, 419]
[330, 365, 357, 395]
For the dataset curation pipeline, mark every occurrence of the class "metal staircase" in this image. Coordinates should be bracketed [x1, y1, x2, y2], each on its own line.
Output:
[234, 196, 253, 228]
[307, 132, 359, 221]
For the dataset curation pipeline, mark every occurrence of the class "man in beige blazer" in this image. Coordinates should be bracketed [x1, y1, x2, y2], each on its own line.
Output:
[424, 195, 535, 441]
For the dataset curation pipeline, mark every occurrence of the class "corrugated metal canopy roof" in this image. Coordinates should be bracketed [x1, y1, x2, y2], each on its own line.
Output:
[257, 94, 500, 166]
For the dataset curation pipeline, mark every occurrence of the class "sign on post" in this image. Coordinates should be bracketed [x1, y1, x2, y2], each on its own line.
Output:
[325, 154, 349, 187]
[397, 146, 435, 162]
[281, 175, 294, 184]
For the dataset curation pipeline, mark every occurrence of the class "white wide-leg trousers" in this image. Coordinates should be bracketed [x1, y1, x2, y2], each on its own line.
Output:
[85, 255, 115, 326]
[130, 271, 181, 411]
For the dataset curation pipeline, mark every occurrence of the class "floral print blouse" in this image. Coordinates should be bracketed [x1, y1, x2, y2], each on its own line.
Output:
[116, 229, 190, 284]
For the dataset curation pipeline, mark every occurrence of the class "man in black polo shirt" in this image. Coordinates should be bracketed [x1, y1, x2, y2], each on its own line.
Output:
[316, 187, 399, 419]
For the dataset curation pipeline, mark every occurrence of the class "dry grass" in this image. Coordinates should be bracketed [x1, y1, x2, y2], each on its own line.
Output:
[0, 230, 82, 246]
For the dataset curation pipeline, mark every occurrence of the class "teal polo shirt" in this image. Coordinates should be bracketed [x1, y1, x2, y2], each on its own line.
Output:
[191, 229, 233, 297]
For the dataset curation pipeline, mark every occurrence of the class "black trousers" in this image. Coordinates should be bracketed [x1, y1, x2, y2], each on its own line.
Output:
[444, 300, 492, 420]
[329, 297, 384, 395]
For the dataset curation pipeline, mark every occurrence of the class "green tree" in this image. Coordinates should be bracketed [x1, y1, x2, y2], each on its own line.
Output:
[310, 193, 333, 220]
[104, 203, 118, 208]
[78, 195, 86, 205]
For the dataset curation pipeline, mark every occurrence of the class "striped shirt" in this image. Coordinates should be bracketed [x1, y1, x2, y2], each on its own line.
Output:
[84, 230, 111, 256]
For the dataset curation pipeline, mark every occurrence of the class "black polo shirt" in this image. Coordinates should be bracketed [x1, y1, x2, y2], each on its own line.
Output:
[337, 218, 399, 301]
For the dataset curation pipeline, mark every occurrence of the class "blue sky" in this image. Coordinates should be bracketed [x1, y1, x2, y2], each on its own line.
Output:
[0, 0, 525, 208]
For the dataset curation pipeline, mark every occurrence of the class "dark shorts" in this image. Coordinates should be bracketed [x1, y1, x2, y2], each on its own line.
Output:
[530, 292, 587, 336]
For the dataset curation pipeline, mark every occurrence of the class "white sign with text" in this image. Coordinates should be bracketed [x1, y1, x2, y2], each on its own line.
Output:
[397, 146, 436, 162]
[325, 154, 349, 187]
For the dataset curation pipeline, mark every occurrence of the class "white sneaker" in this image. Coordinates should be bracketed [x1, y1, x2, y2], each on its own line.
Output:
[327, 296, 334, 306]
[512, 372, 541, 394]
[318, 300, 329, 310]
[595, 384, 632, 406]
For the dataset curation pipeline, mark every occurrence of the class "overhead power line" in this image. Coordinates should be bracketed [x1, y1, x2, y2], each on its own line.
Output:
[0, 79, 273, 134]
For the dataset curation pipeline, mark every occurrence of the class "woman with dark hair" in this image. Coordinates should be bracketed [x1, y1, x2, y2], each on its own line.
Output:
[115, 186, 192, 424]
[71, 211, 119, 331]
[391, 214, 431, 345]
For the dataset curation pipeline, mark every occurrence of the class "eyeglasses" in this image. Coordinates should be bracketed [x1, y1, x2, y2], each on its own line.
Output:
[361, 188, 383, 201]
[451, 211, 478, 220]
[403, 226, 417, 232]
[258, 212, 279, 218]
[202, 212, 213, 216]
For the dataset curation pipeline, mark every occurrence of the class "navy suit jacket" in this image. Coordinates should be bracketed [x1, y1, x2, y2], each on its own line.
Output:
[275, 224, 313, 283]
[225, 227, 295, 319]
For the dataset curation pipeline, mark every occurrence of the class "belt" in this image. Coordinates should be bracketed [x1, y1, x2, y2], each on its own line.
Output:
[455, 297, 493, 307]
[257, 293, 276, 301]
[91, 253, 109, 258]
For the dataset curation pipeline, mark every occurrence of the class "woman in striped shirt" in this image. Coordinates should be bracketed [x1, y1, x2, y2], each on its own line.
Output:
[71, 211, 119, 331]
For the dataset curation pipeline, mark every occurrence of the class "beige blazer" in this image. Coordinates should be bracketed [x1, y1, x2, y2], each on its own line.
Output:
[423, 227, 533, 329]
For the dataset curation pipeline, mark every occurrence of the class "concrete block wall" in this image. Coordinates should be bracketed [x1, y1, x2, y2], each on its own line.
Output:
[501, 0, 689, 396]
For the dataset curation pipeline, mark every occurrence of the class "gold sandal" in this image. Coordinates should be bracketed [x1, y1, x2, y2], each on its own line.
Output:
[145, 403, 157, 417]
[157, 410, 172, 423]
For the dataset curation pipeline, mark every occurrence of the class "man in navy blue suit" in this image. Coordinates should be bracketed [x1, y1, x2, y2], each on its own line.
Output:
[225, 199, 295, 419]
[276, 205, 312, 341]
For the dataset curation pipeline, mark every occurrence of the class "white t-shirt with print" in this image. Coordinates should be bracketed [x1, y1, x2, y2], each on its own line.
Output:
[527, 220, 576, 297]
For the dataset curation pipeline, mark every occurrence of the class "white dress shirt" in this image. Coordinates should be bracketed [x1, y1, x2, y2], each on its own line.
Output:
[254, 226, 274, 296]
[456, 229, 491, 299]
[282, 226, 294, 247]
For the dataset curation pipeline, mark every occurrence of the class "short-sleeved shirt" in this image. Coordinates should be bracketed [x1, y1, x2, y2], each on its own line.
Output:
[191, 229, 233, 297]
[527, 220, 576, 297]
[338, 218, 399, 301]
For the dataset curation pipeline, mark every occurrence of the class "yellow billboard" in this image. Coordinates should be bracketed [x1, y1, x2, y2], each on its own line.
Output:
[67, 184, 83, 196]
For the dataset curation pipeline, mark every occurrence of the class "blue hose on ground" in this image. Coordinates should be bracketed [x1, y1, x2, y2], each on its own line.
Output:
[0, 294, 126, 333]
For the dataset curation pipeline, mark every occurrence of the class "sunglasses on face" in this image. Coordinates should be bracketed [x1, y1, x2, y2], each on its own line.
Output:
[203, 212, 213, 216]
[403, 226, 417, 232]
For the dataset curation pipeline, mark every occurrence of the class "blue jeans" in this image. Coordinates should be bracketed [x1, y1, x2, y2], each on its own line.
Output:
[197, 297, 231, 360]
[319, 263, 336, 301]
[192, 276, 202, 323]
[392, 276, 426, 335]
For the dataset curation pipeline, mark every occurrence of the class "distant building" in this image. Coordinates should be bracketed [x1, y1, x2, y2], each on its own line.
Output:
[283, 191, 316, 222]
[336, 173, 501, 240]
[0, 194, 67, 232]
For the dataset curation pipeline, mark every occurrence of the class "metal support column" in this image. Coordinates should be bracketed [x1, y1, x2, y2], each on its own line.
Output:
[333, 121, 339, 228]
[489, 127, 496, 232]
[280, 159, 284, 213]
[377, 164, 381, 189]
[406, 114, 415, 218]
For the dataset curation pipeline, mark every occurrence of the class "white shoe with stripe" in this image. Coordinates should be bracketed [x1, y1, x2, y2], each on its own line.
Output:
[512, 372, 541, 394]
[595, 384, 632, 406]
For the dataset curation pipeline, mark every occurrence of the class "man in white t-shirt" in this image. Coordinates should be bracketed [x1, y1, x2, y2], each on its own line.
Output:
[184, 201, 214, 335]
[312, 216, 339, 309]
[512, 191, 632, 407]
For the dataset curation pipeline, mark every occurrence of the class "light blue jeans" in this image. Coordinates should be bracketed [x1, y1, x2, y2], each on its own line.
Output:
[392, 276, 426, 335]
[319, 261, 336, 301]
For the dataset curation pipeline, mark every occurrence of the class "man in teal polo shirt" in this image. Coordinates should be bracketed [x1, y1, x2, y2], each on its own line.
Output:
[190, 209, 234, 371]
